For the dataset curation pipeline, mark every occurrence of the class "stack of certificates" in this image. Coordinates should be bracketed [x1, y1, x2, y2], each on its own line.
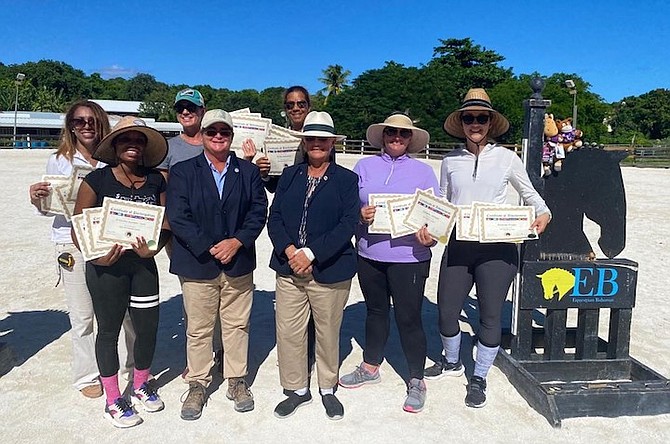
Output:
[72, 197, 165, 261]
[230, 109, 302, 175]
[368, 190, 538, 244]
[40, 165, 95, 221]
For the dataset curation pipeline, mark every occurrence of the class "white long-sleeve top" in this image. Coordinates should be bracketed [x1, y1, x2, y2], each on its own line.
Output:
[440, 143, 551, 217]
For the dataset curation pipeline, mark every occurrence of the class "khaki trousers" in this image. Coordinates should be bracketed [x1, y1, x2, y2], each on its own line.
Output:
[275, 274, 351, 391]
[182, 272, 253, 386]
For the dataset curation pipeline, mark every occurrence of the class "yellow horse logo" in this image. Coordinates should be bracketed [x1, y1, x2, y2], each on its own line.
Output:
[536, 268, 575, 301]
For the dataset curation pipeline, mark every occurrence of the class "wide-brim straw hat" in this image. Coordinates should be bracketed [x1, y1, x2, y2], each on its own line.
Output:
[298, 111, 346, 140]
[366, 113, 430, 154]
[93, 116, 168, 168]
[443, 88, 510, 139]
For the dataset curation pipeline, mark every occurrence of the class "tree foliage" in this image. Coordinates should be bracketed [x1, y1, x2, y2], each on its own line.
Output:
[1, 39, 668, 145]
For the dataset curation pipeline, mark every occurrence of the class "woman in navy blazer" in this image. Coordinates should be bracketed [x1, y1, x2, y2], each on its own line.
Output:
[268, 111, 358, 421]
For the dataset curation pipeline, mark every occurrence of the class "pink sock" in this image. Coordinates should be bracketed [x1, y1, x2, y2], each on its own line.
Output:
[133, 368, 151, 390]
[100, 374, 121, 406]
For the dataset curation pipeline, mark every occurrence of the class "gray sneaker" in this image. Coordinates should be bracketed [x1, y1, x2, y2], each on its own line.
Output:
[403, 378, 426, 413]
[424, 357, 464, 380]
[181, 382, 207, 420]
[338, 363, 381, 388]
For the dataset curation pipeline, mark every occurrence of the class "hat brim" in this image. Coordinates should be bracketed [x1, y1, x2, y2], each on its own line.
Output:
[443, 107, 510, 139]
[366, 123, 430, 154]
[93, 126, 168, 168]
[298, 130, 346, 141]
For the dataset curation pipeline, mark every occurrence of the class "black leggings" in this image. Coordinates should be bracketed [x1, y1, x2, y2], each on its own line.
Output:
[437, 240, 518, 347]
[358, 256, 430, 380]
[86, 255, 160, 377]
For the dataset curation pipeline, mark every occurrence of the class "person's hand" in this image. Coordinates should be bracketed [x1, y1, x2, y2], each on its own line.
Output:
[416, 225, 436, 246]
[92, 244, 124, 266]
[210, 238, 243, 264]
[530, 212, 551, 235]
[288, 249, 313, 275]
[131, 236, 156, 258]
[242, 139, 257, 162]
[360, 205, 376, 225]
[255, 156, 271, 178]
[29, 181, 51, 210]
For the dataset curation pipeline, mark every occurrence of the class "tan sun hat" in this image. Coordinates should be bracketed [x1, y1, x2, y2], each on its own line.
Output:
[298, 111, 346, 140]
[93, 116, 168, 168]
[366, 113, 430, 153]
[443, 88, 510, 139]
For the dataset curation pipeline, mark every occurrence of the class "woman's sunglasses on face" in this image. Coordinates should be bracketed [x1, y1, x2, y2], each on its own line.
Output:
[383, 127, 412, 138]
[71, 117, 96, 129]
[204, 128, 233, 138]
[174, 102, 199, 114]
[284, 101, 308, 110]
[461, 114, 490, 125]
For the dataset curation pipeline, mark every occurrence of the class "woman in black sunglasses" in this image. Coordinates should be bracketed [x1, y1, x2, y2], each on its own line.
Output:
[425, 88, 551, 409]
[28, 100, 136, 400]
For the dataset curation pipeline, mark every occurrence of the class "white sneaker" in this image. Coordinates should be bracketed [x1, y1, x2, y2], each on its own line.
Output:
[104, 397, 143, 428]
[131, 383, 165, 413]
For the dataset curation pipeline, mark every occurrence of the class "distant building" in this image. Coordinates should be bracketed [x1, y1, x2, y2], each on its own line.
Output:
[1, 101, 181, 147]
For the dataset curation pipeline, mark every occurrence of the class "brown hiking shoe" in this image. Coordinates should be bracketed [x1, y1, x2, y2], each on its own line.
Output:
[226, 377, 254, 412]
[180, 382, 206, 420]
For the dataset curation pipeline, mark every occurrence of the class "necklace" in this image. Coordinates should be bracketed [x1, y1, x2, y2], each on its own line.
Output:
[119, 164, 146, 190]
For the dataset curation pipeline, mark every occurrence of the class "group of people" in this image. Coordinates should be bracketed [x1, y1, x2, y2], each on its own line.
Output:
[29, 85, 551, 428]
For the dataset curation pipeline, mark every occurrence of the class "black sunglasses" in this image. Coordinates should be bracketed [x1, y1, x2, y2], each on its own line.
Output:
[174, 102, 199, 114]
[383, 127, 412, 138]
[461, 114, 490, 125]
[204, 128, 233, 138]
[284, 101, 308, 110]
[71, 117, 96, 129]
[304, 136, 330, 142]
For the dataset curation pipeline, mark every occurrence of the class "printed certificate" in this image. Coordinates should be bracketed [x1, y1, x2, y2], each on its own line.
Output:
[478, 206, 536, 243]
[368, 193, 406, 234]
[53, 185, 75, 221]
[386, 195, 415, 238]
[67, 166, 95, 201]
[402, 190, 458, 243]
[99, 198, 165, 247]
[456, 205, 479, 241]
[40, 175, 71, 216]
[231, 114, 272, 152]
[72, 210, 114, 261]
[467, 201, 498, 238]
[265, 138, 302, 175]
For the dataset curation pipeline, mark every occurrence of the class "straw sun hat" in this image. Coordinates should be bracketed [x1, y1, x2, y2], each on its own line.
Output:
[366, 113, 430, 153]
[93, 116, 168, 168]
[443, 88, 510, 139]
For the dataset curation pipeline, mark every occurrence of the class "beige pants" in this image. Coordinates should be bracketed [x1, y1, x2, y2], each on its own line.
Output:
[182, 272, 253, 386]
[275, 274, 351, 391]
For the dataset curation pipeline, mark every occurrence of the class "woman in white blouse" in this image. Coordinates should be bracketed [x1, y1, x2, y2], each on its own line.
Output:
[425, 88, 551, 408]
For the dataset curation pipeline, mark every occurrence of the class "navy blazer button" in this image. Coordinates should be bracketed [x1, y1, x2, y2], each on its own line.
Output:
[234, 168, 239, 173]
[324, 175, 328, 181]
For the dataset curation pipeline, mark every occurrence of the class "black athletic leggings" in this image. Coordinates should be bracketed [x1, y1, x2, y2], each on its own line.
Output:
[437, 239, 518, 347]
[358, 256, 430, 380]
[86, 254, 160, 377]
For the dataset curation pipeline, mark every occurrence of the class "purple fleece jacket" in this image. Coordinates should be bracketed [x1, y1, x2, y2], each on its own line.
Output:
[353, 152, 439, 263]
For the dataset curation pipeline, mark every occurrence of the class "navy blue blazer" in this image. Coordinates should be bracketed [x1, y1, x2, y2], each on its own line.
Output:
[267, 162, 359, 284]
[166, 152, 268, 280]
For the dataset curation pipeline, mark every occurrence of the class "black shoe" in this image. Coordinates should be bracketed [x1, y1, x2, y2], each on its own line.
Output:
[465, 376, 487, 408]
[424, 357, 464, 380]
[321, 393, 344, 420]
[274, 390, 312, 418]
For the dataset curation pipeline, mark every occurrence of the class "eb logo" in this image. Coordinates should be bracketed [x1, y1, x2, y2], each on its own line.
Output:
[536, 267, 619, 301]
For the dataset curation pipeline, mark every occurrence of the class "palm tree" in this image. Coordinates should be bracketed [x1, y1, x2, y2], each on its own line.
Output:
[319, 64, 351, 105]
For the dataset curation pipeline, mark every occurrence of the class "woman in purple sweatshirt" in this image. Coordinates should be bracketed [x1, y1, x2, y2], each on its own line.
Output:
[339, 113, 438, 413]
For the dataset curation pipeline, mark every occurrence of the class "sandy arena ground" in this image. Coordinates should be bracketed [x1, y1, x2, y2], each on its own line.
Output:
[1, 150, 669, 443]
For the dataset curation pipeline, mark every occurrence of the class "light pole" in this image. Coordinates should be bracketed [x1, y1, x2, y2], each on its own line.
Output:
[565, 79, 577, 128]
[13, 73, 26, 147]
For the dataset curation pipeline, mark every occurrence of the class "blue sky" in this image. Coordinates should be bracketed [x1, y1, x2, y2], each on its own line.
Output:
[2, 0, 667, 103]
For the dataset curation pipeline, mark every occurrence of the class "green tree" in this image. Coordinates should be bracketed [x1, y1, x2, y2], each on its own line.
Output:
[319, 64, 351, 105]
